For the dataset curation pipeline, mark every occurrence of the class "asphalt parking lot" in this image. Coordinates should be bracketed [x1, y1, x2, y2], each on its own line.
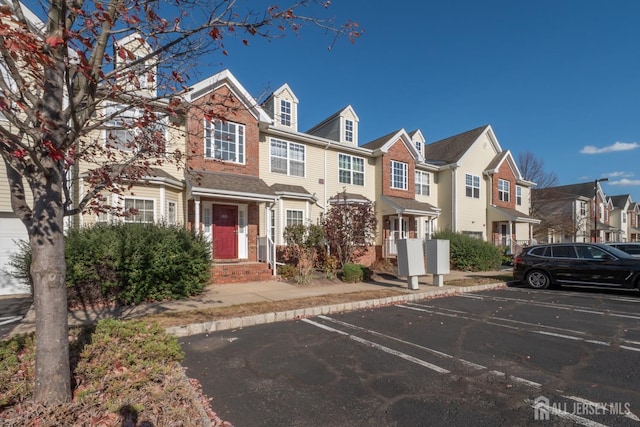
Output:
[180, 285, 640, 426]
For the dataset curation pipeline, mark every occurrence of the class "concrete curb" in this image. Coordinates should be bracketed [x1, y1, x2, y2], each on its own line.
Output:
[166, 282, 508, 337]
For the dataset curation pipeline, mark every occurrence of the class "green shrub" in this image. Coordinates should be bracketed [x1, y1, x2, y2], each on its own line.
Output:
[0, 334, 35, 408]
[431, 230, 502, 271]
[1, 320, 191, 424]
[341, 263, 370, 283]
[322, 255, 339, 279]
[277, 263, 297, 280]
[10, 223, 212, 307]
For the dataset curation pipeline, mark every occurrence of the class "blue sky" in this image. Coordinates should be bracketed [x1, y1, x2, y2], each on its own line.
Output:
[192, 0, 640, 203]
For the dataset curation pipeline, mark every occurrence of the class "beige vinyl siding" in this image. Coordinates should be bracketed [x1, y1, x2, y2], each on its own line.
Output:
[325, 150, 376, 203]
[80, 184, 184, 227]
[435, 169, 454, 231]
[452, 133, 498, 238]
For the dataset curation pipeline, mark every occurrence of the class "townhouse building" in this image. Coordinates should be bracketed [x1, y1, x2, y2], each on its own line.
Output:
[532, 181, 616, 243]
[609, 195, 640, 243]
[1, 58, 540, 293]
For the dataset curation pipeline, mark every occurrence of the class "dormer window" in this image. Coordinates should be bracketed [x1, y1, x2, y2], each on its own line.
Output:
[415, 140, 422, 153]
[345, 119, 354, 143]
[280, 99, 291, 126]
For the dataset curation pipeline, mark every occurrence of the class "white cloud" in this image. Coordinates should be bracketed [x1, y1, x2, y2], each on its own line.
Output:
[608, 178, 640, 186]
[580, 141, 639, 154]
[604, 171, 634, 178]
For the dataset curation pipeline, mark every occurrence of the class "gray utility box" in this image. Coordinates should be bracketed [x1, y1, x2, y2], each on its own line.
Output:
[397, 238, 426, 276]
[425, 239, 450, 274]
[397, 239, 426, 290]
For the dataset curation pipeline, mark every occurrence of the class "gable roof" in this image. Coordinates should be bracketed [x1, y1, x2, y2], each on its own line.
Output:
[422, 125, 489, 163]
[306, 105, 359, 135]
[264, 83, 299, 104]
[609, 194, 631, 209]
[541, 182, 595, 199]
[186, 69, 272, 124]
[360, 129, 422, 158]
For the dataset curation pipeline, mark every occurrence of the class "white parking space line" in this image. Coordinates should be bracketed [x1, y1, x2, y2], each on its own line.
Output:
[306, 314, 638, 425]
[308, 315, 542, 389]
[507, 287, 640, 304]
[0, 316, 22, 326]
[399, 304, 640, 353]
[407, 303, 588, 335]
[457, 293, 640, 320]
[301, 318, 450, 374]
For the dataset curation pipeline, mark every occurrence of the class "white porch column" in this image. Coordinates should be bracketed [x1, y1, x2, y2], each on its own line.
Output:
[194, 196, 201, 232]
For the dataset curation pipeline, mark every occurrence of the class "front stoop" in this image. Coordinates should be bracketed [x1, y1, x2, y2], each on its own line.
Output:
[211, 262, 275, 284]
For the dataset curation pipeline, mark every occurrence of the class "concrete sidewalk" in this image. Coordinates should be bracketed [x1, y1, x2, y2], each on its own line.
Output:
[8, 268, 513, 338]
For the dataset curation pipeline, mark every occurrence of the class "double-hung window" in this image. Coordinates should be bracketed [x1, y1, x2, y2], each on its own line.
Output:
[345, 119, 354, 143]
[498, 179, 510, 202]
[415, 171, 430, 196]
[270, 139, 305, 177]
[516, 185, 522, 206]
[204, 119, 245, 163]
[286, 210, 304, 227]
[390, 161, 408, 190]
[280, 100, 291, 126]
[580, 201, 587, 217]
[105, 103, 166, 153]
[124, 198, 154, 223]
[338, 153, 364, 185]
[465, 174, 480, 198]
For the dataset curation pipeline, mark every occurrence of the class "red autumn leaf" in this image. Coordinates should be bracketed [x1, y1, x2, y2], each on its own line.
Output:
[45, 35, 64, 47]
[242, 39, 249, 46]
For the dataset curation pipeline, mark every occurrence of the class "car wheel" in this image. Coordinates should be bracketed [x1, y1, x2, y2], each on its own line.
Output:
[525, 270, 550, 289]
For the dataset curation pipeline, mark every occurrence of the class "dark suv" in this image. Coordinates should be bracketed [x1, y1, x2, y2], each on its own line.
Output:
[607, 242, 640, 258]
[513, 243, 640, 290]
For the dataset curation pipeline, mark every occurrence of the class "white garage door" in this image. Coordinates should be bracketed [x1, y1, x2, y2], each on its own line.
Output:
[0, 216, 29, 295]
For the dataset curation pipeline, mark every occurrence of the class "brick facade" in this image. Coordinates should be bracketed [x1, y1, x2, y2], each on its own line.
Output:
[491, 160, 516, 209]
[381, 138, 415, 199]
[186, 86, 260, 176]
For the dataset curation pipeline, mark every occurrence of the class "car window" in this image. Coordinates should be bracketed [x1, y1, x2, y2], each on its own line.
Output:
[551, 245, 577, 258]
[529, 246, 548, 257]
[577, 245, 610, 260]
[621, 245, 640, 255]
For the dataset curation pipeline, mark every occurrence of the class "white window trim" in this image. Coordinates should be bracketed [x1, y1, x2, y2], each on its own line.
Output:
[390, 160, 408, 190]
[104, 102, 167, 153]
[204, 119, 246, 164]
[123, 197, 156, 223]
[270, 138, 306, 177]
[516, 185, 522, 206]
[498, 179, 510, 202]
[465, 173, 480, 199]
[415, 170, 430, 196]
[280, 99, 292, 127]
[338, 153, 365, 186]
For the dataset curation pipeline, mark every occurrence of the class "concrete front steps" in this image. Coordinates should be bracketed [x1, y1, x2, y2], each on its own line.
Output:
[211, 261, 275, 284]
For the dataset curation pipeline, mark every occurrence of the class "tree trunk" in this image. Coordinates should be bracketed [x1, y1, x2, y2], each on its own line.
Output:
[30, 181, 71, 404]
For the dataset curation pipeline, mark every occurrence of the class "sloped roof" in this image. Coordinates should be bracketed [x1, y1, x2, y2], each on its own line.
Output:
[609, 194, 630, 209]
[186, 170, 276, 201]
[270, 183, 316, 201]
[422, 125, 488, 163]
[306, 105, 359, 135]
[328, 192, 371, 203]
[380, 195, 440, 216]
[360, 129, 402, 151]
[541, 182, 595, 199]
[490, 206, 541, 224]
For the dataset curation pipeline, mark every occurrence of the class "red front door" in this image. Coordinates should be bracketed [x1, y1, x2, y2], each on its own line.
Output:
[213, 205, 238, 259]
